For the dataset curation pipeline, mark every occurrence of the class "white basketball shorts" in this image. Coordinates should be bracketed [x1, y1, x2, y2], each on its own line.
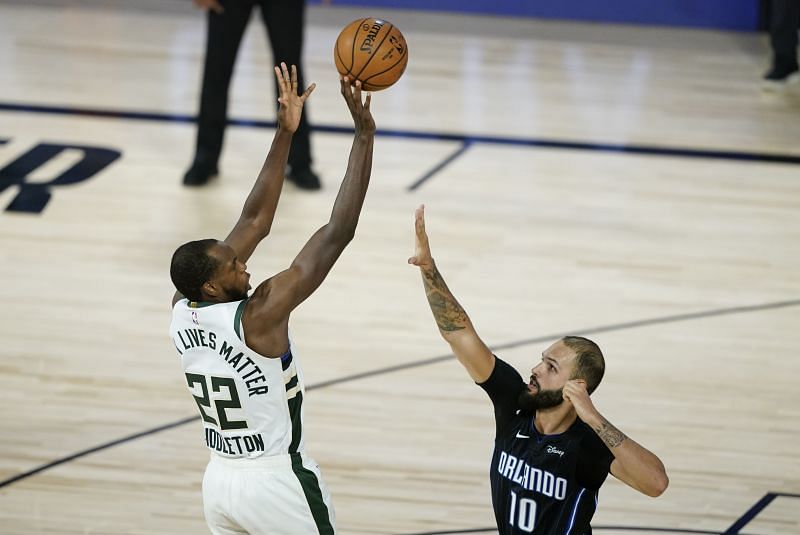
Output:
[202, 452, 336, 534]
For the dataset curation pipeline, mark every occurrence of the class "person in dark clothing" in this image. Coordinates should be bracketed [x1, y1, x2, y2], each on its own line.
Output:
[408, 205, 668, 534]
[764, 0, 800, 86]
[185, 0, 321, 189]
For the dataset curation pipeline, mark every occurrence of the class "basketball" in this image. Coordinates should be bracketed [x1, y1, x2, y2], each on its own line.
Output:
[334, 18, 408, 91]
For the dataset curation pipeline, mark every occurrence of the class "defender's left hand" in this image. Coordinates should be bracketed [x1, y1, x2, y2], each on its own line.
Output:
[563, 380, 599, 424]
[275, 62, 316, 133]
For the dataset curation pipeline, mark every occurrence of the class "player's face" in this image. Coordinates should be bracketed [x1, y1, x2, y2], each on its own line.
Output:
[207, 242, 251, 301]
[518, 341, 577, 411]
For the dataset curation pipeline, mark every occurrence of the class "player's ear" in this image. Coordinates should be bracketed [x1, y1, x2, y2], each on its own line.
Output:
[202, 280, 219, 298]
[568, 376, 588, 387]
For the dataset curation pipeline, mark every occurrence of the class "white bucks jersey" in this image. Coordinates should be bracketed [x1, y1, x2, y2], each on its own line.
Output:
[169, 298, 306, 458]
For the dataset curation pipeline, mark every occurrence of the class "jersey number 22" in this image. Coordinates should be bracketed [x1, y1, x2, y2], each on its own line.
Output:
[186, 373, 248, 430]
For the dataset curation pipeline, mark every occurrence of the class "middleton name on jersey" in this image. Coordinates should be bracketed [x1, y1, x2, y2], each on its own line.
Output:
[170, 297, 308, 462]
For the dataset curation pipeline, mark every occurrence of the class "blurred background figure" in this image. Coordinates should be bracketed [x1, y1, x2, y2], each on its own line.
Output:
[764, 0, 800, 87]
[184, 0, 321, 189]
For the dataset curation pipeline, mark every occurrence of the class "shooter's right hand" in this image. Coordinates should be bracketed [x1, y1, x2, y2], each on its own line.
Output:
[340, 77, 376, 135]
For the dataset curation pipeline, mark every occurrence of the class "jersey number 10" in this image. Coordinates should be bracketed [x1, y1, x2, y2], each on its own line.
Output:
[509, 490, 537, 532]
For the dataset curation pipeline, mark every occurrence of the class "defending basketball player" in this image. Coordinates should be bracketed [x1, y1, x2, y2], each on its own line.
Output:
[169, 63, 375, 534]
[408, 205, 668, 534]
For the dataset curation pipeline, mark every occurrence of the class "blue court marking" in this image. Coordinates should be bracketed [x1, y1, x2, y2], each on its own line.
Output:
[407, 141, 472, 191]
[0, 102, 197, 124]
[722, 492, 800, 534]
[3, 101, 800, 193]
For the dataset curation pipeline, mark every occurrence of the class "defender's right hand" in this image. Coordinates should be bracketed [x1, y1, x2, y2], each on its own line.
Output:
[341, 77, 376, 135]
[408, 205, 434, 270]
[193, 0, 223, 14]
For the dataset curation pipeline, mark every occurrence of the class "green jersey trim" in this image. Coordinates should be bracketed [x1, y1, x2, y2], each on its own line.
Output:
[233, 299, 247, 340]
[291, 453, 334, 535]
[287, 391, 303, 453]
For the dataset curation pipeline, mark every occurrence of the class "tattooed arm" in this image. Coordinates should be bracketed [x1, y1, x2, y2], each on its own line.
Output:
[563, 381, 669, 497]
[408, 205, 495, 382]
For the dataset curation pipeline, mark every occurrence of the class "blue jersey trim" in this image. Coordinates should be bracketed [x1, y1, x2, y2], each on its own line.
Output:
[280, 348, 294, 370]
[564, 487, 586, 535]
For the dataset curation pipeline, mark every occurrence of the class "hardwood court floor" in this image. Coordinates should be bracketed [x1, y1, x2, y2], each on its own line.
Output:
[0, 1, 799, 533]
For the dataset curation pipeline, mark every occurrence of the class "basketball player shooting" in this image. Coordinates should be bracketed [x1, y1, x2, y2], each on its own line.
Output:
[169, 63, 375, 534]
[408, 205, 668, 534]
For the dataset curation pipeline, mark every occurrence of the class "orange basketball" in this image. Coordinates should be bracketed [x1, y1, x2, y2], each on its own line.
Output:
[334, 18, 408, 91]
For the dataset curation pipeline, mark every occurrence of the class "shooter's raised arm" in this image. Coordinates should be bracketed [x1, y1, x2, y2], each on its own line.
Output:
[245, 78, 375, 332]
[224, 62, 316, 263]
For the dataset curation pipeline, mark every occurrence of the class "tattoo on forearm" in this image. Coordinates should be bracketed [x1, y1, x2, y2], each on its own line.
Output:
[422, 266, 469, 332]
[594, 419, 627, 448]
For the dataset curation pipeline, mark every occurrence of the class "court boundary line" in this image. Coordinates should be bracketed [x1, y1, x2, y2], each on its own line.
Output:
[407, 140, 473, 191]
[1, 297, 798, 490]
[2, 102, 800, 167]
[397, 492, 800, 535]
[722, 492, 800, 534]
[397, 527, 756, 535]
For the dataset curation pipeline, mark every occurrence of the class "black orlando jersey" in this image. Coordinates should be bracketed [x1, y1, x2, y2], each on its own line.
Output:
[478, 357, 614, 535]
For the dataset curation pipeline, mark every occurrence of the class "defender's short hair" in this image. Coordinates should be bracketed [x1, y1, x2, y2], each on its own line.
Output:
[562, 336, 605, 394]
[170, 239, 219, 302]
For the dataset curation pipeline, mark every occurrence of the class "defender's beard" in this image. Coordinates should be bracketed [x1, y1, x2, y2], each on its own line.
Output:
[518, 387, 564, 412]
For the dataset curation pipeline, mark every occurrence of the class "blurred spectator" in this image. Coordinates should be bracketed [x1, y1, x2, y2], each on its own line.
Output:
[764, 0, 800, 87]
[184, 0, 320, 189]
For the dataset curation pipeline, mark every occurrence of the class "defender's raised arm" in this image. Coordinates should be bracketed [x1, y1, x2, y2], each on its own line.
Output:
[409, 205, 495, 383]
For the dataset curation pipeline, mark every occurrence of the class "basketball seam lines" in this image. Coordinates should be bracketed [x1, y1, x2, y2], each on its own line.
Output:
[353, 22, 394, 83]
[335, 43, 349, 77]
[348, 18, 369, 74]
[362, 48, 408, 84]
[359, 81, 391, 89]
